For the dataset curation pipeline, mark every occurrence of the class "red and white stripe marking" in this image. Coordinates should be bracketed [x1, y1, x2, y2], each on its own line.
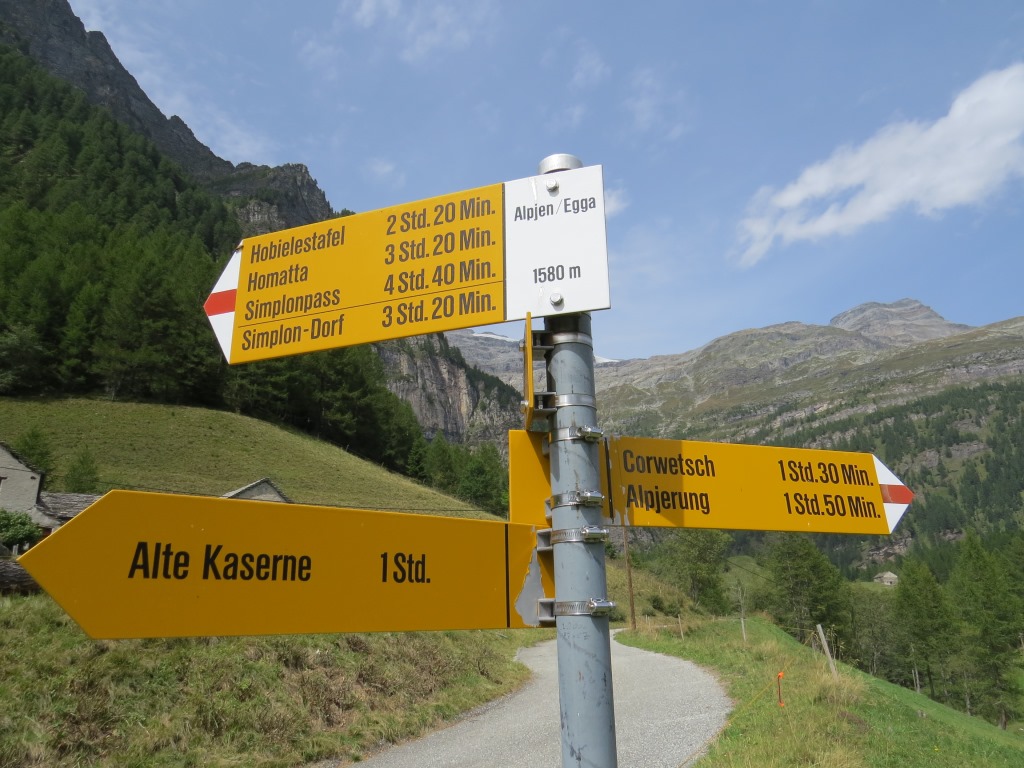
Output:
[874, 455, 915, 533]
[204, 246, 241, 363]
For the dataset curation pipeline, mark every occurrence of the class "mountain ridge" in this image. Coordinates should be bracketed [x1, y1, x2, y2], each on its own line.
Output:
[0, 0, 333, 234]
[446, 299, 1023, 443]
[447, 297, 985, 384]
[830, 297, 973, 345]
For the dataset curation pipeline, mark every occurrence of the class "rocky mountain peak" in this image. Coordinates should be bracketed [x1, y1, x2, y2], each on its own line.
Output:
[0, 0, 231, 180]
[0, 0, 333, 233]
[829, 298, 972, 347]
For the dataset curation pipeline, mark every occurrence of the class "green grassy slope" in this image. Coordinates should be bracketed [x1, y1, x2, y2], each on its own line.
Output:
[621, 617, 1024, 767]
[0, 397, 491, 518]
[0, 593, 541, 767]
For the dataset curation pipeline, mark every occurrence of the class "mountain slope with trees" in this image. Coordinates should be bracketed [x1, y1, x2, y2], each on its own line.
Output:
[0, 44, 510, 511]
[0, 0, 524, 451]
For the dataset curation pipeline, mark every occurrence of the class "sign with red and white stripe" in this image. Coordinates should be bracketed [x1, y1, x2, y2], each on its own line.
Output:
[204, 246, 241, 360]
[604, 436, 914, 535]
[874, 455, 916, 534]
[204, 165, 609, 364]
[509, 431, 914, 535]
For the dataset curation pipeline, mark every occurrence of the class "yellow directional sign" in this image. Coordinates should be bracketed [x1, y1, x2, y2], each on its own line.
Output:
[606, 435, 914, 534]
[521, 314, 536, 429]
[18, 491, 548, 639]
[508, 429, 611, 527]
[508, 430, 913, 534]
[507, 430, 556, 602]
[509, 429, 551, 528]
[205, 166, 610, 363]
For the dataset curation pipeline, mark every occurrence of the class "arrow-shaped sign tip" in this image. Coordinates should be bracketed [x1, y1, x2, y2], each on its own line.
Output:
[873, 455, 914, 533]
[205, 247, 242, 363]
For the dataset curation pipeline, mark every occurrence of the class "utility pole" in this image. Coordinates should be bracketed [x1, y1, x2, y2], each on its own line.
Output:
[539, 153, 618, 767]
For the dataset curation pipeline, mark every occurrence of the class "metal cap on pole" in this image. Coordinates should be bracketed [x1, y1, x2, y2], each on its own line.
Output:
[539, 153, 584, 174]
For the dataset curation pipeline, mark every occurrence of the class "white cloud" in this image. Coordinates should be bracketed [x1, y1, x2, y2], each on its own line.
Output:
[570, 43, 610, 90]
[609, 217, 685, 283]
[343, 0, 496, 63]
[299, 38, 343, 80]
[549, 103, 587, 133]
[69, 0, 279, 165]
[348, 0, 401, 27]
[623, 68, 688, 141]
[130, 59, 277, 165]
[736, 63, 1024, 266]
[365, 157, 406, 189]
[604, 186, 629, 218]
[204, 111, 279, 166]
[69, 0, 115, 32]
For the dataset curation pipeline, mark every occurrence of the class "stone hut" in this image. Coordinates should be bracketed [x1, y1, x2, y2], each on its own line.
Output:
[873, 571, 899, 587]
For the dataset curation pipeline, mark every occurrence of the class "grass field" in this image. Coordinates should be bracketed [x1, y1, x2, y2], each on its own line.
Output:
[0, 397, 490, 517]
[0, 592, 548, 767]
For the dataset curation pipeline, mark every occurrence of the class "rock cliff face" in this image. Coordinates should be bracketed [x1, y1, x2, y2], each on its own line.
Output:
[0, 0, 333, 234]
[208, 163, 337, 237]
[375, 336, 522, 449]
[443, 329, 526, 388]
[0, 0, 230, 180]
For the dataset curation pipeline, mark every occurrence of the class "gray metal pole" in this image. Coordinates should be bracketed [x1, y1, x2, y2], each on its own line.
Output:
[540, 153, 618, 768]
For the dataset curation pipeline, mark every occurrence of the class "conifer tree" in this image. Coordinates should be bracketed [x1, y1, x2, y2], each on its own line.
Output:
[13, 427, 54, 488]
[765, 534, 852, 647]
[894, 558, 956, 699]
[946, 532, 1022, 727]
[64, 447, 100, 494]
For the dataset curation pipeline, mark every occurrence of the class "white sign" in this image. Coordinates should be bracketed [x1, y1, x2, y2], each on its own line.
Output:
[504, 164, 610, 320]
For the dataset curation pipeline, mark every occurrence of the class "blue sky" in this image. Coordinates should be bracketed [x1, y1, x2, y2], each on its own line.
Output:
[71, 1, 1024, 361]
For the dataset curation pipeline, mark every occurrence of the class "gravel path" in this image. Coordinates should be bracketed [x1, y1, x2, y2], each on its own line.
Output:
[311, 631, 731, 767]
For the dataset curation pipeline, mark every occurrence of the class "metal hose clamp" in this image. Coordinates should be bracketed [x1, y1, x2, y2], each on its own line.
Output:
[551, 424, 604, 444]
[548, 525, 610, 545]
[554, 598, 616, 617]
[549, 331, 593, 347]
[549, 490, 605, 509]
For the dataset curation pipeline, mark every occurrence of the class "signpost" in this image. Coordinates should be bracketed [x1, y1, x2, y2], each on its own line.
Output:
[205, 165, 609, 363]
[21, 153, 916, 768]
[18, 491, 548, 639]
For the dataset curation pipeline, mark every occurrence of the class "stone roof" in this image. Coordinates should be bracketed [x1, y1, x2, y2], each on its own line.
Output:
[20, 479, 288, 529]
[36, 492, 101, 521]
[0, 441, 38, 472]
[223, 477, 292, 503]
